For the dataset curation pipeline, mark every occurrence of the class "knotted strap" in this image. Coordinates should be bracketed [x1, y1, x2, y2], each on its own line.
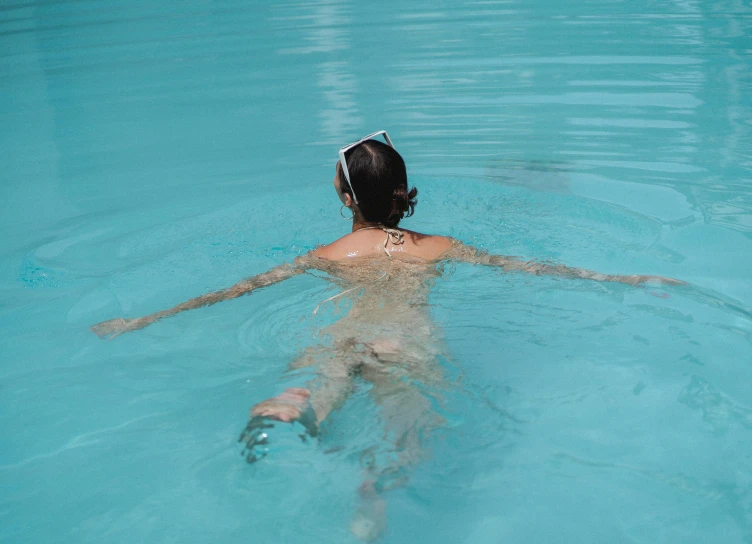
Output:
[382, 228, 404, 257]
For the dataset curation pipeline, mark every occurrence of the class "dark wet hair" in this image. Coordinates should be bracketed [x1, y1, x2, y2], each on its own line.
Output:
[337, 139, 418, 228]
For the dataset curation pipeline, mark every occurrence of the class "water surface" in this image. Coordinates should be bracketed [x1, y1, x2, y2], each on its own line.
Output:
[1, 0, 751, 542]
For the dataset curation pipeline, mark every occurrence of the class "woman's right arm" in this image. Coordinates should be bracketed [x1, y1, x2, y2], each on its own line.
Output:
[91, 256, 312, 340]
[443, 239, 685, 286]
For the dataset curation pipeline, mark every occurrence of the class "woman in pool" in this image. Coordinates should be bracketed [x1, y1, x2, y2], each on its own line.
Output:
[92, 130, 683, 540]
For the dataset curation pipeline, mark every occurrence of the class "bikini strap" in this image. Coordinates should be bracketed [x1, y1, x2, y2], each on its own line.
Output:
[382, 228, 404, 257]
[351, 224, 404, 257]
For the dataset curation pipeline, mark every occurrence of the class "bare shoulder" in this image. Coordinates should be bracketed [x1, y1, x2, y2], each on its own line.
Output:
[312, 228, 370, 256]
[401, 230, 454, 260]
[312, 236, 365, 261]
[312, 241, 342, 260]
[312, 230, 455, 262]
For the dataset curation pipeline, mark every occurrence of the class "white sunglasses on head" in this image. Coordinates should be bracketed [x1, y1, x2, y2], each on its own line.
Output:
[338, 130, 395, 205]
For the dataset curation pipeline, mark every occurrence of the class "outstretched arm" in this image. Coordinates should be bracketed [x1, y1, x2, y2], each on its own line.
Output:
[91, 260, 306, 340]
[444, 240, 685, 286]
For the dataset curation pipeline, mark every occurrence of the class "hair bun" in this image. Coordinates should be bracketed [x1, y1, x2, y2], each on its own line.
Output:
[388, 186, 418, 225]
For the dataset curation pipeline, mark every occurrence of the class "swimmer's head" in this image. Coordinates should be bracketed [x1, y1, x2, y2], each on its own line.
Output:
[335, 139, 418, 228]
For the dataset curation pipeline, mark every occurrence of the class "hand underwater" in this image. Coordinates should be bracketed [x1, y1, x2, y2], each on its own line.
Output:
[90, 317, 150, 340]
[615, 274, 687, 286]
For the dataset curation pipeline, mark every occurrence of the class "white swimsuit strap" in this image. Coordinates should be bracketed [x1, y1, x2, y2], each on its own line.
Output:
[381, 228, 404, 257]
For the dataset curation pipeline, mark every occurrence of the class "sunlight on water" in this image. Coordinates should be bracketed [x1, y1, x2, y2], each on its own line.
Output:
[1, 0, 751, 542]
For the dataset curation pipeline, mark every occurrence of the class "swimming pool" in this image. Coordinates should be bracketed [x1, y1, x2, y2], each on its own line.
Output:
[2, 0, 751, 542]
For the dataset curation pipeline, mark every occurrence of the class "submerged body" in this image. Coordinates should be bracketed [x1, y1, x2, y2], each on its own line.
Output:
[258, 231, 452, 444]
[245, 230, 455, 540]
[91, 133, 684, 541]
[305, 232, 456, 540]
[253, 225, 681, 424]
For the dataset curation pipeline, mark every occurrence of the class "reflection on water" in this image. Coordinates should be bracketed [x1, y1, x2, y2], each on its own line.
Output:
[2, 0, 749, 239]
[2, 0, 752, 543]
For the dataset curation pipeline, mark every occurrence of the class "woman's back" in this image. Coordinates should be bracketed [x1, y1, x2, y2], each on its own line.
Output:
[313, 229, 453, 262]
[305, 237, 446, 331]
[310, 229, 452, 337]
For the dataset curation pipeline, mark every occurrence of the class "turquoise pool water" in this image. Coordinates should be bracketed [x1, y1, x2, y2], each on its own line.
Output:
[2, 0, 751, 542]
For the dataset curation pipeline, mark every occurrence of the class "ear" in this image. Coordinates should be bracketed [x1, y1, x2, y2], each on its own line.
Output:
[343, 193, 354, 208]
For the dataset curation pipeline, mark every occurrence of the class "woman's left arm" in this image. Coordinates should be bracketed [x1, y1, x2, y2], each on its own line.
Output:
[91, 259, 308, 340]
[443, 240, 686, 286]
